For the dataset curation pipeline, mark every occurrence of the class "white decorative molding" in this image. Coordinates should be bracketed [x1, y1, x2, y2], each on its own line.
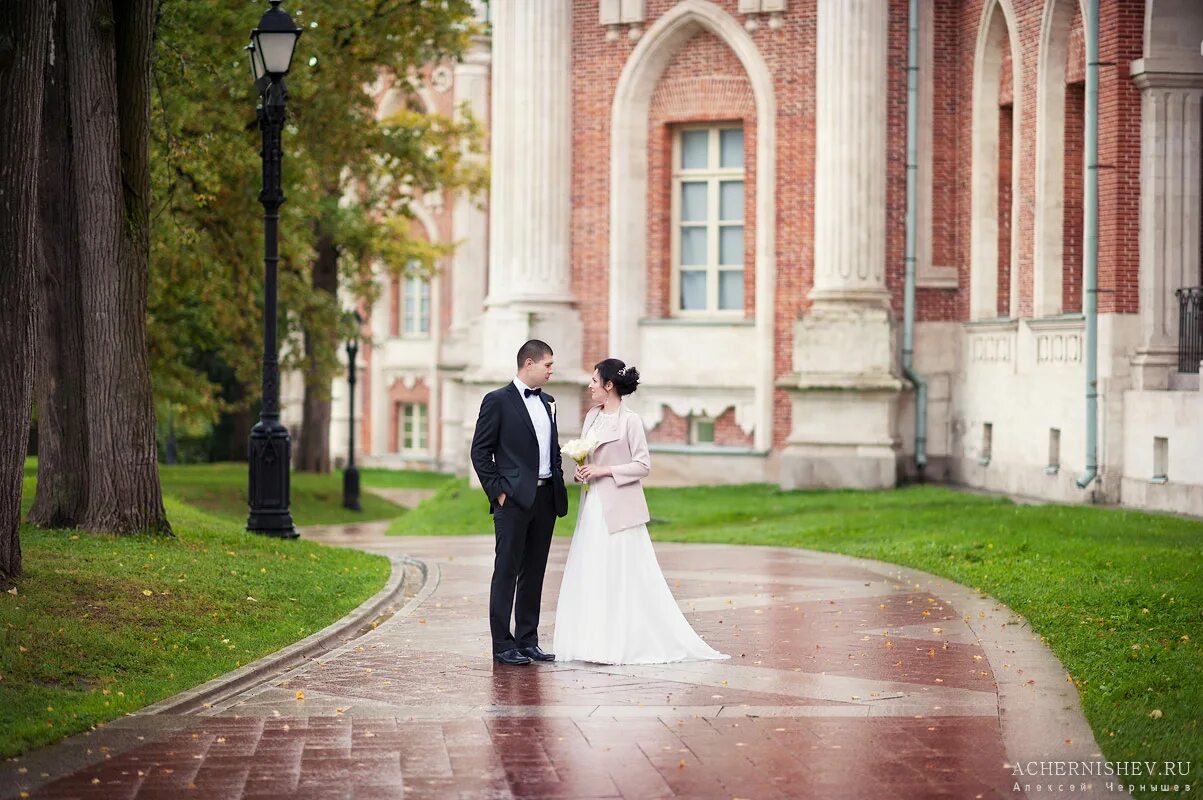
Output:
[1035, 332, 1083, 364]
[609, 0, 777, 451]
[431, 64, 453, 93]
[738, 0, 786, 31]
[1029, 315, 1085, 364]
[421, 190, 444, 212]
[966, 319, 1018, 363]
[386, 372, 428, 392]
[636, 391, 757, 437]
[601, 0, 646, 39]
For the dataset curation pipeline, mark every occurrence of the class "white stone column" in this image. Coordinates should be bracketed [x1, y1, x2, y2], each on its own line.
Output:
[811, 0, 890, 306]
[486, 0, 573, 305]
[779, 0, 901, 491]
[476, 0, 582, 381]
[1131, 68, 1203, 390]
[448, 39, 491, 340]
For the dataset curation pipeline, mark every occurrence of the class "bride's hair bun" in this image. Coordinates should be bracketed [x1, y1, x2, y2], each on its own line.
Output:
[595, 358, 640, 396]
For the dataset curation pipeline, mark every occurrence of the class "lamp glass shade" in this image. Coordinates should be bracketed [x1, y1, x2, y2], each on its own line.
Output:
[254, 29, 299, 76]
[247, 42, 267, 83]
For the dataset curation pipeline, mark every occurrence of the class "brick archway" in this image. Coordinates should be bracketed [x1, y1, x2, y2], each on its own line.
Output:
[609, 0, 776, 451]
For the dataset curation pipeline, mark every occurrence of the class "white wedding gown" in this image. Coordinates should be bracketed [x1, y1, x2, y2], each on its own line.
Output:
[552, 485, 728, 665]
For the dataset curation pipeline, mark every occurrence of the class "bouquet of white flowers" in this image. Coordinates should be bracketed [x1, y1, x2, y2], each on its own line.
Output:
[560, 433, 601, 492]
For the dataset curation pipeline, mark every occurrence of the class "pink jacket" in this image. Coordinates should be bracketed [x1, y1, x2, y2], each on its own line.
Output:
[579, 403, 651, 534]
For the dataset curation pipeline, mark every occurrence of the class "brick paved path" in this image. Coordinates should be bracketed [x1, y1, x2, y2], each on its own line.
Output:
[2, 523, 1121, 800]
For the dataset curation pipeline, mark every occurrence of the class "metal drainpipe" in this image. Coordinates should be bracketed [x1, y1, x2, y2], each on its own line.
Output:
[902, 0, 928, 475]
[1077, 0, 1099, 490]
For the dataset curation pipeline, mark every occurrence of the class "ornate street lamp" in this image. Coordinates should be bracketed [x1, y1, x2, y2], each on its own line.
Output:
[343, 311, 364, 512]
[246, 1, 302, 538]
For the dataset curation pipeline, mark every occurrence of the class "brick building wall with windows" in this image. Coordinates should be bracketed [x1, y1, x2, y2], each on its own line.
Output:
[303, 0, 1203, 517]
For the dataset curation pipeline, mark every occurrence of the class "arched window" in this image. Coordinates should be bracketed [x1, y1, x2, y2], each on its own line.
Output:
[970, 0, 1021, 320]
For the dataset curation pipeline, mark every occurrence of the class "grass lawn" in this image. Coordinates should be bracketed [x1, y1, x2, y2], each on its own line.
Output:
[0, 467, 393, 758]
[157, 462, 438, 526]
[390, 480, 1203, 775]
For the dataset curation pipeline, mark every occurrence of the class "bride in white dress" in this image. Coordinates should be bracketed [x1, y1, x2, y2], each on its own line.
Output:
[552, 359, 727, 665]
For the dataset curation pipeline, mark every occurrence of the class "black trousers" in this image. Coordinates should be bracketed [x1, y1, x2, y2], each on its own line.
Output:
[490, 482, 556, 654]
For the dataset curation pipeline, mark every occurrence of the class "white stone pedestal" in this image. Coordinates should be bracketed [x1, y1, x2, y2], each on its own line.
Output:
[778, 306, 902, 489]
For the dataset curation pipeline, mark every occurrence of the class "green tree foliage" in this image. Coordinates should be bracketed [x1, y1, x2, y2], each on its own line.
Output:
[149, 0, 487, 440]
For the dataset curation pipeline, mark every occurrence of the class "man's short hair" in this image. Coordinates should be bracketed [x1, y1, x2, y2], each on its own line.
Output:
[516, 339, 554, 369]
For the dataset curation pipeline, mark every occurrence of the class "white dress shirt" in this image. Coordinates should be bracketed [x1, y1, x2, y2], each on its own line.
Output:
[513, 377, 552, 479]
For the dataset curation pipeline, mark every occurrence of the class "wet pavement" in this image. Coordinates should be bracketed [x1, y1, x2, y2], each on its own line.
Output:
[2, 523, 1120, 799]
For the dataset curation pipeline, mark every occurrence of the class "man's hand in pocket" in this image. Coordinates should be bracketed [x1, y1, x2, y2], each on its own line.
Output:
[498, 492, 507, 507]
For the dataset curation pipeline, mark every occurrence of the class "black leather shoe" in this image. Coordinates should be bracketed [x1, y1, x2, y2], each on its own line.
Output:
[493, 648, 532, 666]
[518, 645, 555, 662]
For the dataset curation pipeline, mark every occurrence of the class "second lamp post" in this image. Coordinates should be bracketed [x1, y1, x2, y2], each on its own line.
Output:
[246, 0, 302, 538]
[343, 312, 363, 512]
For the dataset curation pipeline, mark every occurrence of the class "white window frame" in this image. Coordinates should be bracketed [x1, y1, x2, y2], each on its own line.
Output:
[670, 124, 746, 318]
[690, 415, 716, 445]
[402, 272, 431, 337]
[399, 403, 428, 453]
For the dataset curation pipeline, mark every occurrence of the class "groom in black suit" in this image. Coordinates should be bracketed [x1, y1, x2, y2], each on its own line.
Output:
[470, 339, 569, 665]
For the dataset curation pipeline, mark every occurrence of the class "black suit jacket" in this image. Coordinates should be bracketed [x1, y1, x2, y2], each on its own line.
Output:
[470, 384, 569, 517]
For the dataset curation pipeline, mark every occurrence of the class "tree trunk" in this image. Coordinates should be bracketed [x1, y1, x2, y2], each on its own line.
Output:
[30, 1, 89, 529]
[67, 0, 169, 534]
[296, 232, 339, 473]
[0, 0, 51, 583]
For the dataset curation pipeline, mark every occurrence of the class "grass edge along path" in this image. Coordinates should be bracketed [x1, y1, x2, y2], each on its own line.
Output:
[389, 479, 1203, 787]
[1, 478, 391, 758]
[157, 462, 414, 527]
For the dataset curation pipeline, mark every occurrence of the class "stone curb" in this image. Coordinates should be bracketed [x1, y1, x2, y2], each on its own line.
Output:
[133, 553, 422, 716]
[0, 553, 433, 800]
[198, 557, 443, 716]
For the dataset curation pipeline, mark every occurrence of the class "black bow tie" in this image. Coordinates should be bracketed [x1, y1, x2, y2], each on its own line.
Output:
[524, 387, 541, 398]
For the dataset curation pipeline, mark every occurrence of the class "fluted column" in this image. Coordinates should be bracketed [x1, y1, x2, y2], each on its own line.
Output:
[486, 0, 573, 304]
[779, 0, 900, 491]
[449, 39, 491, 335]
[811, 0, 890, 306]
[1131, 68, 1203, 389]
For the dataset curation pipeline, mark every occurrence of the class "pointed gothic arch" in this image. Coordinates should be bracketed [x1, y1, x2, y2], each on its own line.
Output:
[969, 0, 1022, 320]
[609, 0, 776, 450]
[1034, 0, 1088, 317]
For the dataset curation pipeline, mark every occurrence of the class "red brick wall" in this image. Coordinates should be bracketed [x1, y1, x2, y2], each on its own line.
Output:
[713, 407, 754, 447]
[1096, 0, 1143, 314]
[388, 278, 400, 337]
[570, 0, 817, 450]
[998, 102, 1014, 316]
[647, 406, 690, 445]
[569, 0, 1145, 451]
[946, 0, 1142, 321]
[646, 405, 752, 448]
[922, 0, 964, 323]
[1064, 80, 1085, 314]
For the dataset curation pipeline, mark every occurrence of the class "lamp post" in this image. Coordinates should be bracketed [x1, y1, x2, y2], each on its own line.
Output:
[246, 1, 302, 538]
[343, 311, 363, 512]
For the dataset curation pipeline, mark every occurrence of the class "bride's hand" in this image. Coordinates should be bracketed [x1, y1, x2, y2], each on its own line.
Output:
[577, 464, 610, 482]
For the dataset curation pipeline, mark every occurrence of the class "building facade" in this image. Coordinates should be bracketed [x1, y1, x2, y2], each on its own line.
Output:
[288, 0, 1203, 516]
